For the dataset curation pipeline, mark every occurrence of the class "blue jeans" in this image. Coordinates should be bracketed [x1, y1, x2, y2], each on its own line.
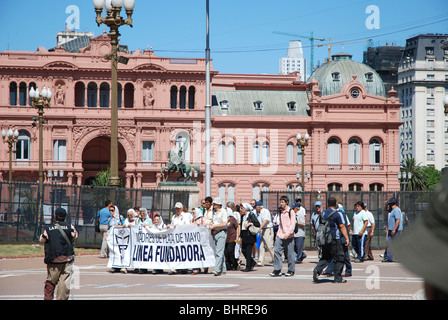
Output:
[385, 230, 401, 261]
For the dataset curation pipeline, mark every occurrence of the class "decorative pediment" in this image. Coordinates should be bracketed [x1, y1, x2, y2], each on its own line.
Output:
[43, 61, 78, 70]
[133, 63, 166, 72]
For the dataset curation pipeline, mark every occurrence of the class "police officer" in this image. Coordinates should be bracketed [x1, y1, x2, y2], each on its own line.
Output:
[40, 207, 78, 300]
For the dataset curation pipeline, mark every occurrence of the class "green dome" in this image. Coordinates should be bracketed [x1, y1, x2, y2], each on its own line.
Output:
[309, 52, 385, 97]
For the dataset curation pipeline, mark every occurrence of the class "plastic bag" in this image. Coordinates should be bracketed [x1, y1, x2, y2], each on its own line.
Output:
[256, 233, 261, 250]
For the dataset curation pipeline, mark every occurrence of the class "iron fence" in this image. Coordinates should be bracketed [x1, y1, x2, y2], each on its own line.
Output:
[0, 181, 191, 247]
[0, 181, 433, 250]
[260, 189, 433, 250]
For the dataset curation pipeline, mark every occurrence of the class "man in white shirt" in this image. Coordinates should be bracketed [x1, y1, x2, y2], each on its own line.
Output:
[168, 202, 189, 275]
[292, 202, 307, 263]
[210, 197, 227, 276]
[352, 201, 369, 263]
[363, 202, 375, 261]
[254, 201, 274, 266]
[169, 202, 189, 228]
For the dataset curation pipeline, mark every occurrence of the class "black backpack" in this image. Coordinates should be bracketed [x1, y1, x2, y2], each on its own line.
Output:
[315, 209, 337, 246]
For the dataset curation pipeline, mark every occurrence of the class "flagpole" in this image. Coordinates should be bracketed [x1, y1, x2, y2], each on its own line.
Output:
[205, 0, 211, 197]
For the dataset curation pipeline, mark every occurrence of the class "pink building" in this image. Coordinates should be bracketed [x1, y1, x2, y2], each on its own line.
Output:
[0, 34, 402, 204]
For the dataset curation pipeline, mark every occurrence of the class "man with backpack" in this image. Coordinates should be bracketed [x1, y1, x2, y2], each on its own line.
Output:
[313, 197, 350, 284]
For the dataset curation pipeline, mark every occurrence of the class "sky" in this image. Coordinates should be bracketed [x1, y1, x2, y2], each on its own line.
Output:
[1, 0, 448, 76]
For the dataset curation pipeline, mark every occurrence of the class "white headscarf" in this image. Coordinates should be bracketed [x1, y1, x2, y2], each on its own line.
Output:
[242, 203, 253, 212]
[113, 205, 119, 218]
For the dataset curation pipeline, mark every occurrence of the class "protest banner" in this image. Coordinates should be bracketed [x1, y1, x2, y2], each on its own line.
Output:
[107, 224, 216, 270]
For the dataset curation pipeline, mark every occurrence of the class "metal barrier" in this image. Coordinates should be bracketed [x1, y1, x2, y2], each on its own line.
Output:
[0, 181, 433, 250]
[0, 181, 191, 247]
[260, 190, 433, 250]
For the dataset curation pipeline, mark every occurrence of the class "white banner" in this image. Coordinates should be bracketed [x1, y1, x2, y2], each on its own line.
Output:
[107, 224, 216, 270]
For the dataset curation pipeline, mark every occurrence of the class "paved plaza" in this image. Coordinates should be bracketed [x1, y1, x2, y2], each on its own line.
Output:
[0, 250, 425, 301]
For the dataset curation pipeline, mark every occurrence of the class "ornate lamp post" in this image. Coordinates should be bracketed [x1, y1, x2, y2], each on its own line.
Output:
[296, 132, 310, 191]
[1, 128, 19, 222]
[398, 171, 412, 191]
[1, 128, 19, 184]
[29, 86, 52, 233]
[93, 0, 135, 188]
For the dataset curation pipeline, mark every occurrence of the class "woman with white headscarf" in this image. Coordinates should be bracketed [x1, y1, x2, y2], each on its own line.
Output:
[239, 203, 257, 272]
[123, 208, 137, 227]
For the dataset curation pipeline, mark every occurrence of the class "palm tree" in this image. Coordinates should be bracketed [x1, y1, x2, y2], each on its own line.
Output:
[400, 157, 426, 191]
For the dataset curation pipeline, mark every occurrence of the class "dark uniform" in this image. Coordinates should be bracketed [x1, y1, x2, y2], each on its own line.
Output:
[40, 208, 77, 300]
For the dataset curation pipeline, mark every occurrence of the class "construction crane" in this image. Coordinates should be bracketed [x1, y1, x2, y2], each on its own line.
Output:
[316, 38, 372, 62]
[273, 31, 325, 73]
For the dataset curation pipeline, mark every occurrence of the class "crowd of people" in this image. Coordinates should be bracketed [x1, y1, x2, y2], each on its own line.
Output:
[95, 195, 403, 281]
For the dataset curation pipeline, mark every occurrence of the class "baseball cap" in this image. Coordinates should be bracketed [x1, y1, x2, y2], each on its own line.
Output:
[174, 202, 183, 209]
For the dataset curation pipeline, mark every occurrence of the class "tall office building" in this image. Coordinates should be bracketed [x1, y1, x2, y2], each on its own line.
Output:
[363, 44, 404, 93]
[397, 34, 448, 169]
[279, 40, 306, 81]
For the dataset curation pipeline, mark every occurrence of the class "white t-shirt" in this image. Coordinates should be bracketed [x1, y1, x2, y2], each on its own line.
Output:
[294, 208, 306, 238]
[258, 208, 273, 228]
[365, 210, 375, 228]
[352, 210, 368, 235]
[171, 212, 190, 227]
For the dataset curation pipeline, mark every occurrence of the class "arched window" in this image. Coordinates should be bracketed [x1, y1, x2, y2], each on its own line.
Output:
[99, 83, 110, 108]
[228, 141, 235, 164]
[28, 82, 36, 106]
[286, 142, 294, 164]
[369, 183, 383, 191]
[179, 86, 187, 109]
[19, 82, 27, 106]
[348, 138, 361, 165]
[252, 184, 260, 201]
[117, 83, 122, 108]
[10, 82, 17, 106]
[262, 142, 269, 164]
[327, 138, 340, 164]
[188, 86, 195, 109]
[219, 184, 226, 204]
[15, 130, 31, 161]
[252, 141, 260, 164]
[369, 138, 381, 165]
[218, 141, 226, 164]
[170, 86, 178, 109]
[296, 145, 303, 164]
[349, 183, 363, 191]
[175, 131, 190, 163]
[124, 83, 134, 108]
[328, 183, 342, 191]
[228, 184, 235, 203]
[261, 184, 269, 207]
[87, 82, 97, 107]
[75, 82, 85, 107]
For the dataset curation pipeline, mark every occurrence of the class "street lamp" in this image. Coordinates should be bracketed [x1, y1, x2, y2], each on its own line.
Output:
[93, 0, 135, 188]
[48, 169, 64, 183]
[296, 132, 310, 191]
[2, 128, 19, 223]
[398, 171, 412, 191]
[2, 128, 19, 183]
[30, 85, 52, 234]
